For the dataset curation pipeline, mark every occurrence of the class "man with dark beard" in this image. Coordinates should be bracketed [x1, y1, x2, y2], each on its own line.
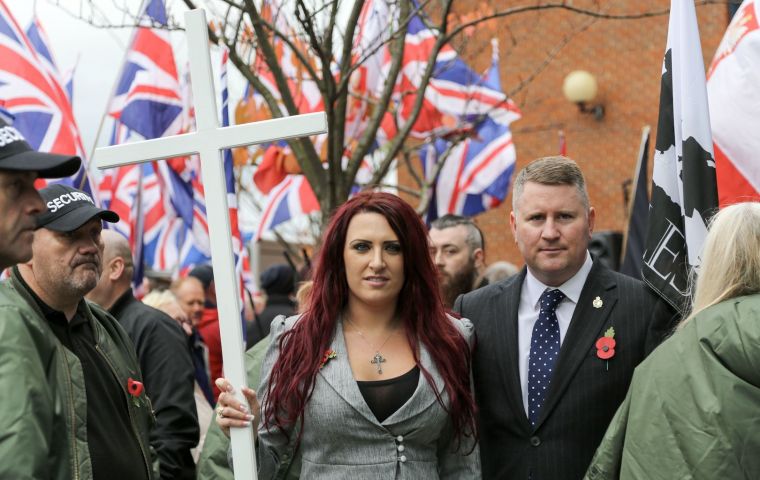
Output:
[429, 214, 486, 309]
[0, 185, 155, 479]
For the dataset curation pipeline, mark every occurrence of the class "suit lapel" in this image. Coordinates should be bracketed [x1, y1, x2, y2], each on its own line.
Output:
[533, 263, 618, 430]
[318, 318, 379, 425]
[497, 270, 533, 431]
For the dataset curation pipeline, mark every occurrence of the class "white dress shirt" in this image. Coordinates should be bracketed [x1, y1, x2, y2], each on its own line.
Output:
[517, 252, 593, 416]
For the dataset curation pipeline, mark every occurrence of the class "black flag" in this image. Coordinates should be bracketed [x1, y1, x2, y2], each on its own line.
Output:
[642, 0, 718, 315]
[620, 127, 650, 279]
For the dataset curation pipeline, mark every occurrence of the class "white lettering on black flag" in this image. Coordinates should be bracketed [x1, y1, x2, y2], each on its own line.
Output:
[642, 0, 718, 315]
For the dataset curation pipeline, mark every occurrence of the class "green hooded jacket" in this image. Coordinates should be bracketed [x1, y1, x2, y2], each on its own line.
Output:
[197, 336, 301, 480]
[0, 269, 156, 480]
[585, 293, 760, 480]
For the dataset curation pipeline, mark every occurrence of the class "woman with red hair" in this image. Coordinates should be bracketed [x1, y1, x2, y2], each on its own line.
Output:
[215, 191, 480, 479]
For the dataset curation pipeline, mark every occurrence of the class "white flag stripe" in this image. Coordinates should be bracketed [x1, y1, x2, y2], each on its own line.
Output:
[707, 0, 760, 197]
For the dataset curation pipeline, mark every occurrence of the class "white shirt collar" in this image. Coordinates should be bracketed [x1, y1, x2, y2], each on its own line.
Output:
[525, 252, 593, 309]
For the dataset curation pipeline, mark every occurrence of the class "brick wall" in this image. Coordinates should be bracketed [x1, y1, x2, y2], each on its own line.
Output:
[399, 0, 727, 268]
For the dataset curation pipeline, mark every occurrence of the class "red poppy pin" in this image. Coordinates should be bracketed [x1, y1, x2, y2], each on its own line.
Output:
[127, 378, 145, 407]
[595, 327, 616, 370]
[319, 349, 337, 370]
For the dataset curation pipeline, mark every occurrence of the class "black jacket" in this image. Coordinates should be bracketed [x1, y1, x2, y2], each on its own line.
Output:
[110, 290, 199, 480]
[246, 294, 296, 348]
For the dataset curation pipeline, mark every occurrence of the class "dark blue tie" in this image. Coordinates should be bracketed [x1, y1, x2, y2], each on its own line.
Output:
[527, 288, 565, 427]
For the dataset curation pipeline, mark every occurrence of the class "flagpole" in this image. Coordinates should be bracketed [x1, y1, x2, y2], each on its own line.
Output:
[85, 0, 147, 165]
[620, 125, 650, 262]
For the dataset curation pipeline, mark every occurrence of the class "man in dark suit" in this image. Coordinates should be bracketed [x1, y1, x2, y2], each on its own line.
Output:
[454, 156, 675, 480]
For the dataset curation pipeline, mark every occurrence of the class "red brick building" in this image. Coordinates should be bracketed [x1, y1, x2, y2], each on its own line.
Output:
[400, 0, 729, 267]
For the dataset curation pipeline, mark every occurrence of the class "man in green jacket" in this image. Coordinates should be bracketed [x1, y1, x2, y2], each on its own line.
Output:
[0, 184, 156, 479]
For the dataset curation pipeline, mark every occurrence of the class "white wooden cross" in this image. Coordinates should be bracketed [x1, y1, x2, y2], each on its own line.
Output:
[93, 9, 326, 480]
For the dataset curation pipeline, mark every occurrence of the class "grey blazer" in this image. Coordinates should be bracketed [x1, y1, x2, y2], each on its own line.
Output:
[255, 314, 481, 480]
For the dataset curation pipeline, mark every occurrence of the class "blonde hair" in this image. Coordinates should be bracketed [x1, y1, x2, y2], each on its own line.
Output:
[295, 280, 313, 313]
[683, 202, 760, 325]
[142, 289, 180, 311]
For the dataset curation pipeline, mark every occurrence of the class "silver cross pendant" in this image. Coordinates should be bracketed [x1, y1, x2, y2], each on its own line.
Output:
[370, 352, 386, 374]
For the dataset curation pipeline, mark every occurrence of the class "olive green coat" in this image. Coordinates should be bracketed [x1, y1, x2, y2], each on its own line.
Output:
[0, 270, 156, 479]
[196, 337, 301, 480]
[585, 294, 760, 480]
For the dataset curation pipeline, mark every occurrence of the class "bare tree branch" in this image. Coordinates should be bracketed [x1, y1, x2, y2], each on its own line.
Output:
[414, 139, 461, 216]
[240, 0, 326, 198]
[70, 0, 726, 228]
[367, 0, 455, 187]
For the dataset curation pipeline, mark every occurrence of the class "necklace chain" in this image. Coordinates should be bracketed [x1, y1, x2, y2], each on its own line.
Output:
[345, 318, 397, 374]
[345, 318, 396, 352]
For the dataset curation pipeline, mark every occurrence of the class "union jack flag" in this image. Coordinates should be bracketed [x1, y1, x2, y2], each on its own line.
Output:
[108, 0, 182, 139]
[220, 47, 254, 294]
[100, 0, 211, 285]
[421, 39, 520, 220]
[392, 3, 521, 139]
[0, 2, 93, 195]
[99, 124, 165, 289]
[102, 3, 251, 308]
[254, 175, 320, 242]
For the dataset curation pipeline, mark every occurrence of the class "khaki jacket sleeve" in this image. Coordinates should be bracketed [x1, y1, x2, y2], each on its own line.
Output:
[0, 306, 69, 480]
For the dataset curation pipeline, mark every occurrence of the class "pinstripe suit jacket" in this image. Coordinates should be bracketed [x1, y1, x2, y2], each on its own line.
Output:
[454, 261, 675, 480]
[256, 314, 481, 480]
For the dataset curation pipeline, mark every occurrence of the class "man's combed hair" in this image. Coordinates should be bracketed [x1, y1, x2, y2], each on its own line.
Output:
[512, 156, 590, 211]
[430, 214, 485, 253]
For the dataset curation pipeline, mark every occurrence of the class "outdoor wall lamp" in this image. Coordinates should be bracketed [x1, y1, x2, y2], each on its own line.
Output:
[562, 70, 605, 121]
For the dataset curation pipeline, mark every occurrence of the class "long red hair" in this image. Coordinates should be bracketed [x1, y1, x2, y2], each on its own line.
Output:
[263, 191, 476, 446]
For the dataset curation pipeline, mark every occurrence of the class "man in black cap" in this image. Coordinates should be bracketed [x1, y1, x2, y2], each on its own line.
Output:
[0, 116, 80, 270]
[246, 264, 297, 347]
[0, 185, 156, 479]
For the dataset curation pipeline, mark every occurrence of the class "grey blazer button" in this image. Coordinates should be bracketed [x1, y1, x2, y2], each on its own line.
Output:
[530, 436, 541, 447]
[397, 445, 405, 452]
[399, 455, 407, 463]
[396, 435, 404, 442]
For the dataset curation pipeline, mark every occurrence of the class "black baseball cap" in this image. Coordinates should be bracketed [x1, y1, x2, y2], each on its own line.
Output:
[0, 117, 81, 178]
[189, 264, 214, 289]
[36, 184, 119, 232]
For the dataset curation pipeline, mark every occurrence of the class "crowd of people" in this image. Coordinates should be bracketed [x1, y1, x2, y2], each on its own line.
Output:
[1, 117, 758, 480]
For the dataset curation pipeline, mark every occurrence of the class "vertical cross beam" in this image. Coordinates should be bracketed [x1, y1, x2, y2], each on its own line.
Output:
[92, 9, 327, 479]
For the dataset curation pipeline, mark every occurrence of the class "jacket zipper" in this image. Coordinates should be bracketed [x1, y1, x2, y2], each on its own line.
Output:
[95, 344, 152, 478]
[61, 349, 81, 480]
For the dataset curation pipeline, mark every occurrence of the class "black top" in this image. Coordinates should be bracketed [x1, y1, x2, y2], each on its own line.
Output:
[357, 366, 420, 423]
[19, 278, 148, 480]
[109, 289, 199, 480]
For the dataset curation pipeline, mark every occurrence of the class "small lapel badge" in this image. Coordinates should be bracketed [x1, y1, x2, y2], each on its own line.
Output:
[592, 296, 603, 309]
